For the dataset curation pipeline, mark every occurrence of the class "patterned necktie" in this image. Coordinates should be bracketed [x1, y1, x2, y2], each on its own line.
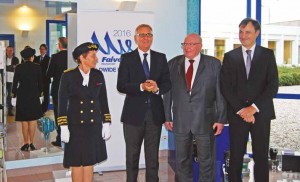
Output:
[186, 59, 195, 92]
[143, 53, 150, 79]
[246, 50, 252, 79]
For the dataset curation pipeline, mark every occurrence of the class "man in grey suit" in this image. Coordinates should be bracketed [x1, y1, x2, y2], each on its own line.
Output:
[163, 33, 227, 182]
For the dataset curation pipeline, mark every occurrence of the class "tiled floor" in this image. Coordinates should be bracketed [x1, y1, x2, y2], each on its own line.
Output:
[6, 152, 175, 182]
[4, 110, 285, 182]
[4, 110, 175, 182]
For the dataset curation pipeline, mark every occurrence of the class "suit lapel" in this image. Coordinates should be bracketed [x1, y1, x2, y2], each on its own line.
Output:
[177, 56, 187, 91]
[237, 47, 247, 80]
[191, 54, 206, 92]
[248, 46, 262, 79]
[133, 49, 147, 80]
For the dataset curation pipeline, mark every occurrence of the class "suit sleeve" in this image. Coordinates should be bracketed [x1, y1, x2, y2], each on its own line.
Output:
[163, 60, 174, 122]
[11, 65, 20, 98]
[99, 72, 111, 123]
[156, 54, 171, 95]
[117, 54, 142, 95]
[46, 56, 55, 78]
[253, 51, 279, 108]
[57, 72, 69, 126]
[214, 60, 227, 123]
[37, 66, 43, 97]
[220, 53, 244, 113]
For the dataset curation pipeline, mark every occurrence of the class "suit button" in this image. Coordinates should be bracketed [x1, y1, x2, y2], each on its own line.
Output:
[91, 100, 94, 103]
[80, 110, 83, 114]
[81, 120, 84, 123]
[90, 110, 94, 113]
[91, 119, 94, 122]
[80, 101, 83, 104]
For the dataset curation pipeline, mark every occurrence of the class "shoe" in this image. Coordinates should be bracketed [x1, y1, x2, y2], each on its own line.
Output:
[29, 143, 36, 150]
[51, 141, 61, 147]
[20, 144, 29, 151]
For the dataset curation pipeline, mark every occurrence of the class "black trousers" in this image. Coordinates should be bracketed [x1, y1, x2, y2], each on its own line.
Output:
[42, 83, 50, 113]
[6, 82, 13, 112]
[228, 117, 271, 182]
[52, 95, 61, 142]
[123, 109, 162, 182]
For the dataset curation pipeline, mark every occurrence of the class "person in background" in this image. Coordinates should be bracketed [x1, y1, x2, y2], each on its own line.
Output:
[220, 18, 279, 182]
[117, 24, 171, 182]
[58, 42, 111, 182]
[11, 47, 43, 151]
[47, 37, 68, 147]
[5, 46, 19, 116]
[34, 44, 51, 114]
[163, 33, 227, 182]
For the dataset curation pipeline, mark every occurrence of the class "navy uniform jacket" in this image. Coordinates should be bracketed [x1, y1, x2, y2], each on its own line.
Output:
[57, 67, 111, 126]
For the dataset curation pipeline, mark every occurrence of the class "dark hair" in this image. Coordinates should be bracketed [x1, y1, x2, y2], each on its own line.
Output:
[58, 37, 68, 49]
[40, 44, 48, 50]
[239, 18, 261, 32]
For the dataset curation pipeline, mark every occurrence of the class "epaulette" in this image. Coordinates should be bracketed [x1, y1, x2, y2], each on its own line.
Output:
[64, 68, 76, 73]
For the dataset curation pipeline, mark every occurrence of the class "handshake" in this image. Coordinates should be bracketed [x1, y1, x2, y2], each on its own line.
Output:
[142, 80, 158, 93]
[60, 123, 111, 143]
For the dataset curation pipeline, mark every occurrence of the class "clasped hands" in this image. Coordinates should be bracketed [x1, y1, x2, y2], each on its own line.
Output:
[239, 106, 256, 124]
[142, 80, 158, 93]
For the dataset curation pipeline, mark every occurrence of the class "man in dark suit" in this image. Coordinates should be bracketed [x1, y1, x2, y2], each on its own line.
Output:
[5, 46, 20, 116]
[47, 37, 68, 147]
[34, 44, 51, 114]
[163, 33, 227, 182]
[117, 24, 171, 182]
[220, 18, 279, 182]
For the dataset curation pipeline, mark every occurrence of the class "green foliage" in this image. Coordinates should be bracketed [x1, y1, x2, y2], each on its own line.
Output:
[278, 66, 300, 86]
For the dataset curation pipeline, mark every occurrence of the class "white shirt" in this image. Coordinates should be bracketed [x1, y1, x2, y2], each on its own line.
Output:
[242, 44, 255, 66]
[6, 57, 12, 66]
[185, 53, 201, 89]
[79, 68, 90, 87]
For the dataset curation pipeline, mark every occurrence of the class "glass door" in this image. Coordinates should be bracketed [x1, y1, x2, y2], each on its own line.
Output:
[46, 20, 67, 56]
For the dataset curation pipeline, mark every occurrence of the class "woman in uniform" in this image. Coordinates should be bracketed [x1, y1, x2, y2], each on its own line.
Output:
[11, 47, 43, 151]
[57, 42, 111, 182]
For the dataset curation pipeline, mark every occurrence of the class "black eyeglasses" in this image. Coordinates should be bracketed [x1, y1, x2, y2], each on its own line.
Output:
[181, 43, 201, 47]
[136, 33, 153, 38]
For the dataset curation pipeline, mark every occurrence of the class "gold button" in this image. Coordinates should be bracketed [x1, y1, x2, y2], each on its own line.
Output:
[80, 101, 83, 104]
[91, 119, 94, 122]
[81, 120, 84, 123]
[90, 110, 94, 113]
[80, 110, 83, 114]
[91, 100, 94, 103]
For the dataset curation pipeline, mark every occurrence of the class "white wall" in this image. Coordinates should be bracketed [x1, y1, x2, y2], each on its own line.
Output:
[77, 0, 187, 60]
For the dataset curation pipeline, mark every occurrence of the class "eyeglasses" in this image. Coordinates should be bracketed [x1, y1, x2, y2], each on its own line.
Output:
[181, 43, 201, 47]
[136, 33, 153, 38]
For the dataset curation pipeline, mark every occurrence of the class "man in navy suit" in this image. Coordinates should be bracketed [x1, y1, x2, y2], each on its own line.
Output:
[117, 24, 171, 182]
[34, 44, 51, 113]
[220, 18, 279, 182]
[47, 37, 68, 147]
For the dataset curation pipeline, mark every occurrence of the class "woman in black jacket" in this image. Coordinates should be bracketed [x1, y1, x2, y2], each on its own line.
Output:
[12, 47, 43, 151]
